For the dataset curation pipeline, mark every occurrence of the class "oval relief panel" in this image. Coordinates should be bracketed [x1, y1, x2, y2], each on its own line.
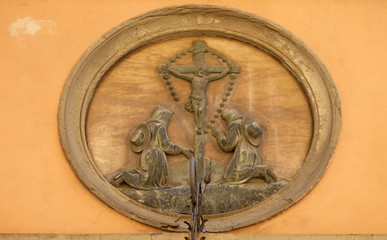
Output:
[59, 5, 341, 232]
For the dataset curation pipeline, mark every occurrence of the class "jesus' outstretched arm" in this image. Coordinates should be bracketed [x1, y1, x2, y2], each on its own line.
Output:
[166, 66, 193, 82]
[206, 65, 232, 82]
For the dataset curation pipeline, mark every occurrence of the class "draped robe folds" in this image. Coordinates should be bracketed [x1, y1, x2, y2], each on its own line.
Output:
[122, 122, 184, 189]
[214, 119, 263, 184]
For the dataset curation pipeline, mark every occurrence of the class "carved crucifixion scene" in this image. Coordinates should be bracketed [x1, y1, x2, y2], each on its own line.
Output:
[86, 37, 313, 214]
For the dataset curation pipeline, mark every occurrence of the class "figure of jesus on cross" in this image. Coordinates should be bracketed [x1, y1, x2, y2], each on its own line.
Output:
[166, 63, 231, 134]
[159, 41, 240, 180]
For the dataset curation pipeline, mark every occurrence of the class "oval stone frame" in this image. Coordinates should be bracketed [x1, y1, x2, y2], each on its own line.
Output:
[58, 5, 341, 232]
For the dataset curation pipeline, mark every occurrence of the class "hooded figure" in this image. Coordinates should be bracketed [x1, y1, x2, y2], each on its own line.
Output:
[211, 107, 277, 184]
[115, 106, 192, 189]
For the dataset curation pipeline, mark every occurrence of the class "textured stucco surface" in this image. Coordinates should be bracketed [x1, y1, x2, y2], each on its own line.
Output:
[0, 0, 386, 234]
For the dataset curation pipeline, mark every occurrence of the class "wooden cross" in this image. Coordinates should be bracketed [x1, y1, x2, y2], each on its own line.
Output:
[159, 41, 240, 181]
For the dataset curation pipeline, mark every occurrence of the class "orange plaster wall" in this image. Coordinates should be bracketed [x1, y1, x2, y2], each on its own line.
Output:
[0, 0, 386, 234]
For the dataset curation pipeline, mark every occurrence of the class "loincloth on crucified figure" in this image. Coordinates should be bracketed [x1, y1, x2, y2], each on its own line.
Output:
[185, 96, 206, 134]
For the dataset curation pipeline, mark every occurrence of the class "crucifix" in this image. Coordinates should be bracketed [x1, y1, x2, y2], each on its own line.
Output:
[158, 41, 240, 181]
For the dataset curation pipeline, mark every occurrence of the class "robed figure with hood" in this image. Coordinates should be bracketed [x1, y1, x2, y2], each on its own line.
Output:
[114, 106, 192, 190]
[210, 107, 278, 184]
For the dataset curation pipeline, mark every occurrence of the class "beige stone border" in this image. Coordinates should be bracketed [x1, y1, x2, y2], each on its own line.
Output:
[58, 5, 341, 232]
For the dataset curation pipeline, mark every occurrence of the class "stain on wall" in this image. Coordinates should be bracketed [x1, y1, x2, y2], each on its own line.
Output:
[0, 0, 387, 235]
[8, 16, 55, 37]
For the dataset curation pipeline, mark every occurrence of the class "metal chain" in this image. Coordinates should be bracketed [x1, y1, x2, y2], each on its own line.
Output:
[204, 50, 239, 134]
[162, 48, 194, 102]
[161, 48, 239, 132]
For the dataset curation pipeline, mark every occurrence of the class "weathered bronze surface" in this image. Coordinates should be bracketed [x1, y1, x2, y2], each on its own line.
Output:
[158, 41, 239, 181]
[103, 41, 287, 217]
[185, 157, 209, 240]
[210, 106, 278, 184]
[58, 5, 341, 232]
[112, 107, 192, 190]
